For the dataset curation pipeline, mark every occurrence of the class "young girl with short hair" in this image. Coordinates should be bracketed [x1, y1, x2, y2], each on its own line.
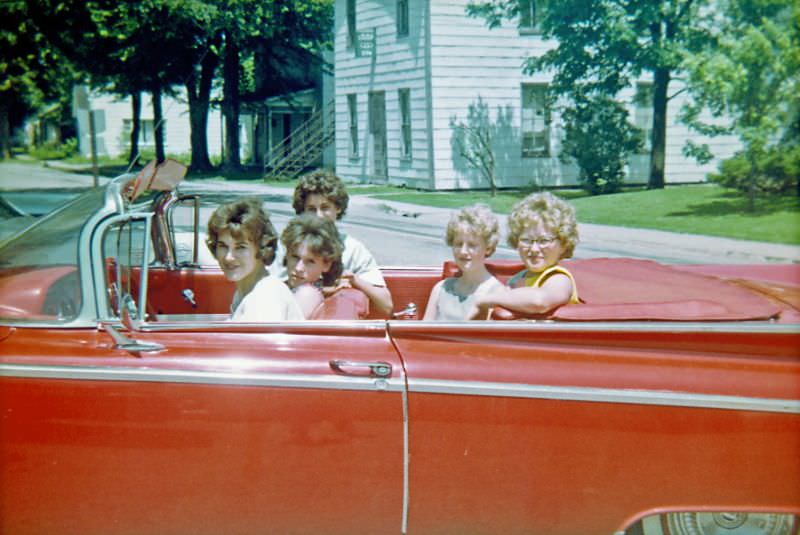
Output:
[423, 204, 505, 321]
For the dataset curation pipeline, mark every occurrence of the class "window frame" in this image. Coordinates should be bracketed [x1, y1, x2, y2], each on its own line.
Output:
[398, 89, 412, 160]
[518, 0, 545, 35]
[397, 0, 409, 37]
[347, 0, 356, 49]
[521, 83, 551, 158]
[633, 82, 654, 155]
[347, 93, 359, 159]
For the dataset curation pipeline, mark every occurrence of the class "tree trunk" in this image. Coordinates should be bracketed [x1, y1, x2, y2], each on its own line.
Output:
[648, 67, 669, 189]
[128, 92, 141, 166]
[222, 35, 241, 171]
[0, 103, 10, 160]
[152, 86, 165, 164]
[187, 45, 219, 172]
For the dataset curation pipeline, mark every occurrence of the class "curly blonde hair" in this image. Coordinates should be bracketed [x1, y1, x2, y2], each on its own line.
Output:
[507, 192, 579, 258]
[445, 203, 500, 256]
[206, 198, 278, 265]
[292, 169, 349, 220]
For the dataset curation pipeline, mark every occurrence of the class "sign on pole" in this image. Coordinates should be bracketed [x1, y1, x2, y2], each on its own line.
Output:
[357, 28, 376, 58]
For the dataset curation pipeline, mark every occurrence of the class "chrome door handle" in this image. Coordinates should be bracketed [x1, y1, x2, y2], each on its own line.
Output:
[330, 360, 392, 378]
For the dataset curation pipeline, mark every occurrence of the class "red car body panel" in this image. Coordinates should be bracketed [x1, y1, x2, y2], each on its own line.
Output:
[389, 323, 800, 534]
[1, 325, 405, 535]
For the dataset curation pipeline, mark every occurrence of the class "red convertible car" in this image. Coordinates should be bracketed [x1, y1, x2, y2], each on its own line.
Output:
[1, 165, 798, 535]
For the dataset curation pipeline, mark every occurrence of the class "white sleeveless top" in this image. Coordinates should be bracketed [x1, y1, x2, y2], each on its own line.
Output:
[431, 276, 504, 321]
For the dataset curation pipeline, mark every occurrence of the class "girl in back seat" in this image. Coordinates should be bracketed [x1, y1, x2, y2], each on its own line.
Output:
[281, 213, 344, 318]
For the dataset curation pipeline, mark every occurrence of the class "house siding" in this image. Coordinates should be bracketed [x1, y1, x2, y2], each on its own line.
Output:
[76, 89, 225, 161]
[335, 0, 744, 190]
[334, 0, 433, 187]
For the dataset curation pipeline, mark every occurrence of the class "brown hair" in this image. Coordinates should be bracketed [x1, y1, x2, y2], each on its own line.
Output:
[292, 169, 349, 219]
[206, 198, 278, 265]
[280, 213, 344, 286]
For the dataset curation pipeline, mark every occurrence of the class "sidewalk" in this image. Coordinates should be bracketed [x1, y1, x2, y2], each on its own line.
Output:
[361, 196, 800, 265]
[1, 159, 798, 265]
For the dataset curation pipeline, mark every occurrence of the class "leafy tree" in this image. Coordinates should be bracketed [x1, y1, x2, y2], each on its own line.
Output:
[25, 0, 332, 171]
[467, 0, 710, 189]
[681, 0, 800, 209]
[29, 0, 212, 164]
[560, 93, 644, 195]
[1, 0, 73, 159]
[214, 0, 333, 171]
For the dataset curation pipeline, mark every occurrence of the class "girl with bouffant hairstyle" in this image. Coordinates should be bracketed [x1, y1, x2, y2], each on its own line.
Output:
[281, 213, 344, 318]
[206, 198, 303, 322]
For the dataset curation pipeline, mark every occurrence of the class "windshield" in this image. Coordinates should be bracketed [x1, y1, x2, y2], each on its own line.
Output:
[0, 188, 105, 322]
[0, 187, 104, 269]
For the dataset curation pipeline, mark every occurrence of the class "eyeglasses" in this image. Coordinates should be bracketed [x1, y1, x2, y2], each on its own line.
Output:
[517, 235, 558, 248]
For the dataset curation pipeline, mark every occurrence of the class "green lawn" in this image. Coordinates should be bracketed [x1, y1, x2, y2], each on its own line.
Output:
[367, 184, 800, 245]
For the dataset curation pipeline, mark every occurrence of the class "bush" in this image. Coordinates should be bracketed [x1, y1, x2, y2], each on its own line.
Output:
[560, 94, 644, 195]
[710, 145, 800, 196]
[28, 138, 78, 160]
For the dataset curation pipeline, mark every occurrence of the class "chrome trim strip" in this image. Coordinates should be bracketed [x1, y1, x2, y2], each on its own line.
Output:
[137, 320, 388, 333]
[0, 364, 405, 393]
[401, 374, 410, 535]
[388, 320, 800, 334]
[408, 378, 800, 414]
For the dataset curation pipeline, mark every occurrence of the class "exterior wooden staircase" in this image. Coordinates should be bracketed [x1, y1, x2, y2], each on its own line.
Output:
[263, 101, 335, 181]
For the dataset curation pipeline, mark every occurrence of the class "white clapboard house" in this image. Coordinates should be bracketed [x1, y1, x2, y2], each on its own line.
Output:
[331, 0, 740, 190]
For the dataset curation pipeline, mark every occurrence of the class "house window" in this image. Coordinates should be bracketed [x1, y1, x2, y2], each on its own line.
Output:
[521, 84, 550, 158]
[634, 82, 653, 154]
[398, 89, 411, 159]
[397, 0, 409, 37]
[348, 94, 359, 158]
[347, 0, 356, 49]
[519, 0, 546, 33]
[122, 118, 158, 147]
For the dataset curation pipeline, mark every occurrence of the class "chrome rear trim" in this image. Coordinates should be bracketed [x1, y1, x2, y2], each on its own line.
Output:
[0, 363, 405, 393]
[408, 378, 800, 414]
[2, 364, 796, 414]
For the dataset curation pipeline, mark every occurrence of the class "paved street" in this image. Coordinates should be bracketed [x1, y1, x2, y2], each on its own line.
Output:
[1, 159, 799, 266]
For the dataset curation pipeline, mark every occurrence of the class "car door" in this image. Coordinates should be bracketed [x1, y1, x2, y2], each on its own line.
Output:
[1, 214, 407, 535]
[388, 320, 800, 535]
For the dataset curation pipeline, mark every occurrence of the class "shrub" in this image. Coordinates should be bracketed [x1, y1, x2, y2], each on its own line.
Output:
[709, 145, 800, 196]
[560, 94, 644, 195]
[28, 138, 78, 160]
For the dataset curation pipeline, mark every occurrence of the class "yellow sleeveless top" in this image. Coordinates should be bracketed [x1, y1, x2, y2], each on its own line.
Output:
[508, 265, 580, 304]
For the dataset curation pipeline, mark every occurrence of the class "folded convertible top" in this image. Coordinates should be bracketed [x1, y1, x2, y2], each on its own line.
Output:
[443, 258, 799, 322]
[554, 258, 787, 321]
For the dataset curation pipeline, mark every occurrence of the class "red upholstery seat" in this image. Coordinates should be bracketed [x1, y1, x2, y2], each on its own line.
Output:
[310, 288, 370, 320]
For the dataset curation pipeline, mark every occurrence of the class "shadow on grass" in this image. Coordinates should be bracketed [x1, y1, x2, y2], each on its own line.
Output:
[667, 193, 800, 217]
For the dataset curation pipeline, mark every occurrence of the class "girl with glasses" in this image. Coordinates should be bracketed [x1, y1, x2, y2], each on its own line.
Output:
[470, 192, 580, 318]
